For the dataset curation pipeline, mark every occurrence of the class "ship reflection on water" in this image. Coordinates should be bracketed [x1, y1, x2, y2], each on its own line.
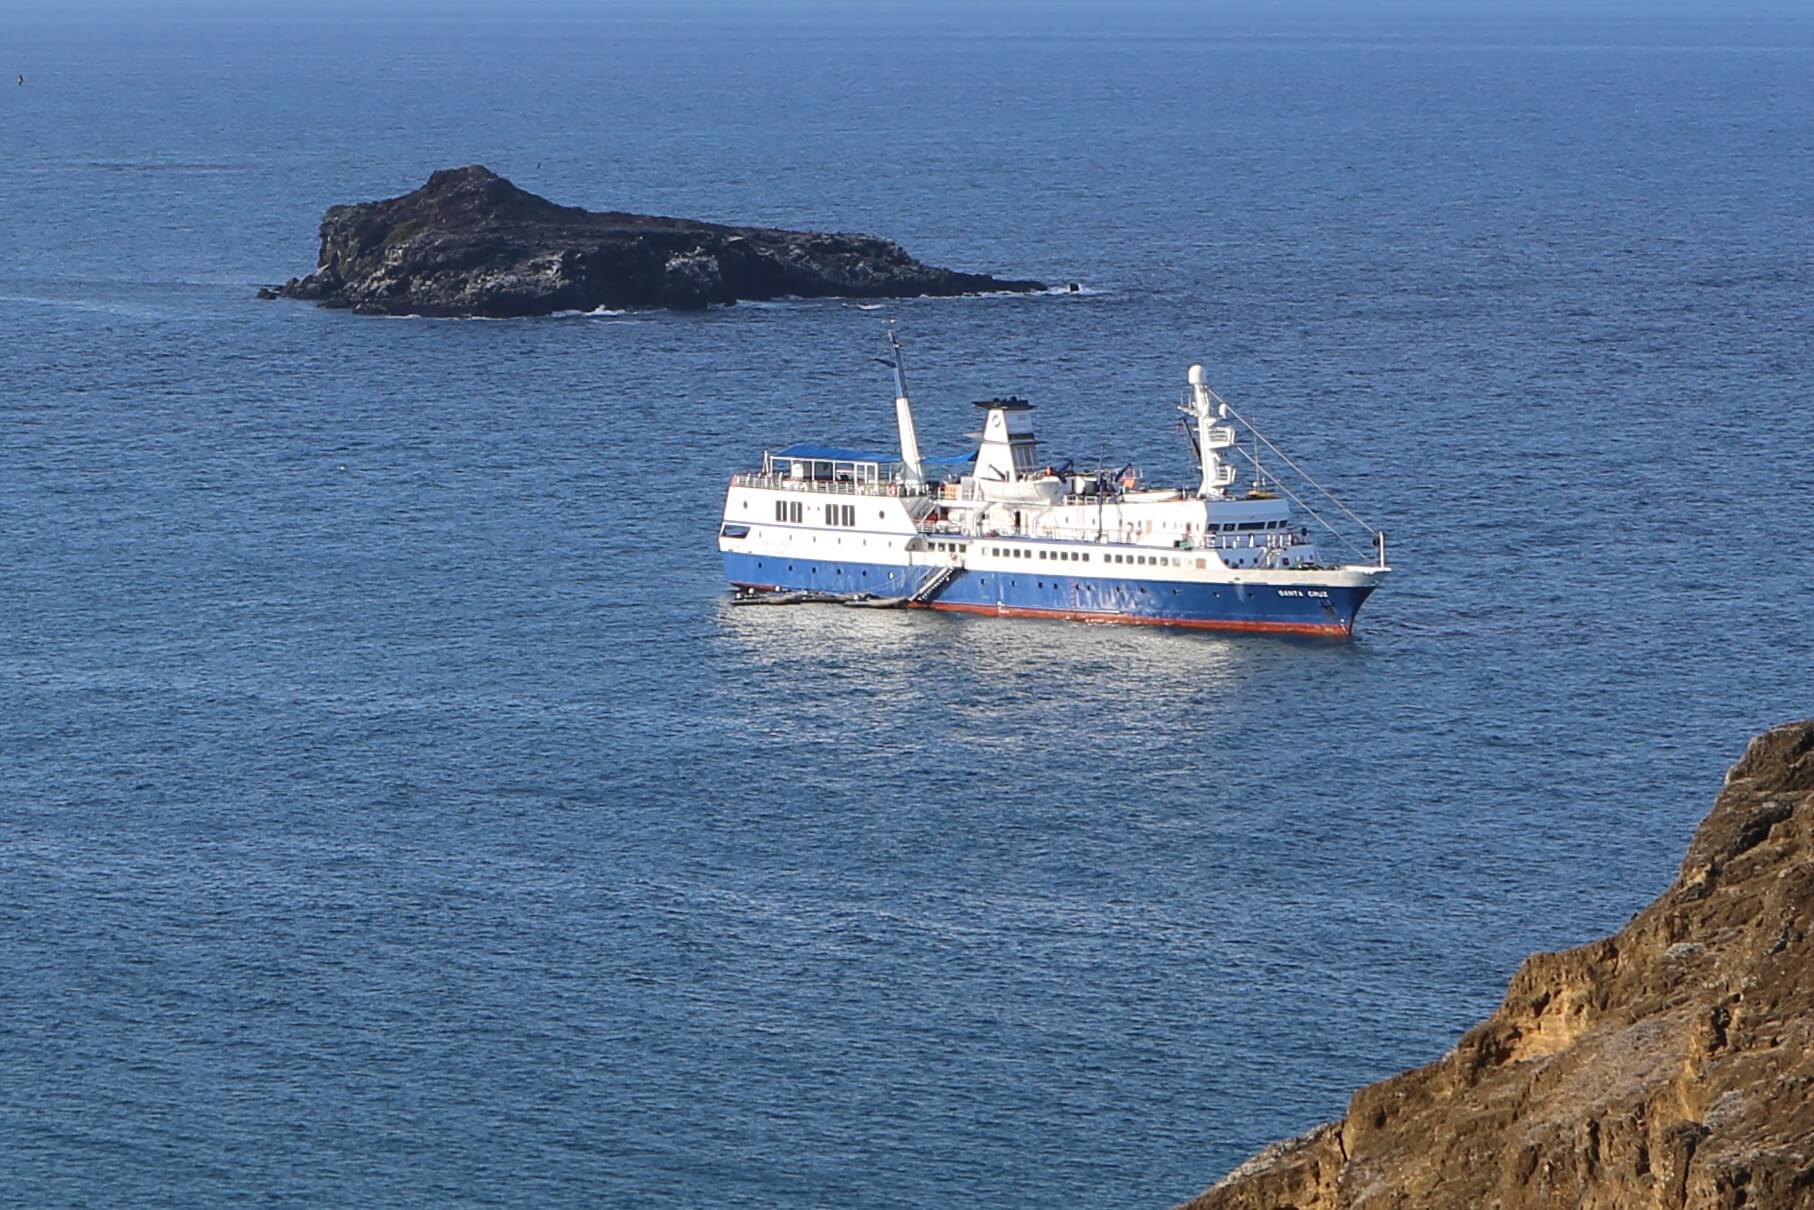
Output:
[714, 600, 1361, 760]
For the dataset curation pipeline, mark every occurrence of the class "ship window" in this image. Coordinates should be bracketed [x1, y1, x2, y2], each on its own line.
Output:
[775, 501, 785, 521]
[1083, 554, 1090, 562]
[790, 502, 803, 523]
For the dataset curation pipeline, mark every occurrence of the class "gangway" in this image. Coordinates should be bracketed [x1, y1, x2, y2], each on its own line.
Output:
[909, 564, 962, 604]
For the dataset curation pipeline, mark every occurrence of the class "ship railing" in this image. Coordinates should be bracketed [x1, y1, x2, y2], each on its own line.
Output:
[944, 525, 1316, 550]
[730, 472, 922, 498]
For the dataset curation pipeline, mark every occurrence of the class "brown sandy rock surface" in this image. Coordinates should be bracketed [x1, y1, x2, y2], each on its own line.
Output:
[1182, 721, 1814, 1210]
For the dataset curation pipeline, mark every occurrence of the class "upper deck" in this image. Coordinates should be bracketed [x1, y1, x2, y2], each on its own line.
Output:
[731, 443, 941, 497]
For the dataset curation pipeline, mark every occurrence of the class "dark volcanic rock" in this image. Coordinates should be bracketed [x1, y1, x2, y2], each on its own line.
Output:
[271, 166, 1044, 317]
[1179, 720, 1814, 1210]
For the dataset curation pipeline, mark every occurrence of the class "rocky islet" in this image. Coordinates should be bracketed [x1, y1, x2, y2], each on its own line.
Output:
[266, 166, 1045, 317]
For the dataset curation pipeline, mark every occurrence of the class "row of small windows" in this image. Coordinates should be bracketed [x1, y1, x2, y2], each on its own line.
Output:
[988, 546, 1091, 562]
[1220, 520, 1287, 532]
[1107, 553, 1182, 567]
[769, 499, 859, 526]
[982, 546, 1189, 568]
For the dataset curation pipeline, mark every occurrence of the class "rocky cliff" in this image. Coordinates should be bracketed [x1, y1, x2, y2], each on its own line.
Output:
[267, 166, 1044, 316]
[1183, 721, 1814, 1210]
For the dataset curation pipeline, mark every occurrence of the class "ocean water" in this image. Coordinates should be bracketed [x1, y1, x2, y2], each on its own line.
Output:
[2, 2, 1811, 1205]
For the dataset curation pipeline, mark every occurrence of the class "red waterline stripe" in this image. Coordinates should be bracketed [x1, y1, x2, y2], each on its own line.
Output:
[728, 585, 1355, 637]
[917, 600, 1354, 637]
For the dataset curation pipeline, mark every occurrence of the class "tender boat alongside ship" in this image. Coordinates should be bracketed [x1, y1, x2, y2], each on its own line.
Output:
[718, 336, 1391, 636]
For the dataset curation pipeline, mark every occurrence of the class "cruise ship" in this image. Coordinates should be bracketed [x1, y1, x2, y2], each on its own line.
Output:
[718, 337, 1391, 636]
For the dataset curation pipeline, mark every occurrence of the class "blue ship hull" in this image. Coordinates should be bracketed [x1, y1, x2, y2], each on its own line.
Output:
[723, 551, 1375, 635]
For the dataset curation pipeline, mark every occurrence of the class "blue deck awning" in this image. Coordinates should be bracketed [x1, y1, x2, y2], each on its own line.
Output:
[776, 443, 893, 463]
[776, 443, 976, 466]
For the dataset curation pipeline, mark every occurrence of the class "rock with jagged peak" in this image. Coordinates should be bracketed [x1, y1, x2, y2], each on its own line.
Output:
[267, 165, 1043, 316]
[1180, 721, 1814, 1210]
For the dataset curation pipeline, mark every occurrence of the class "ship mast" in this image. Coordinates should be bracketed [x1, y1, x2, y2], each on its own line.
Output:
[885, 327, 926, 490]
[1185, 364, 1237, 499]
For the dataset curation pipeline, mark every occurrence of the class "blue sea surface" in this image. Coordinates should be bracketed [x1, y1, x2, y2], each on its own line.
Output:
[2, 2, 1811, 1205]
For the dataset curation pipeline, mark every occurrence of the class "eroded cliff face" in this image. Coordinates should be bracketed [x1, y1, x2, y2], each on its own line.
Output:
[270, 166, 1043, 316]
[1184, 722, 1814, 1210]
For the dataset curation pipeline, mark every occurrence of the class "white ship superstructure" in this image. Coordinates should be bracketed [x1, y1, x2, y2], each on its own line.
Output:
[719, 338, 1390, 635]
